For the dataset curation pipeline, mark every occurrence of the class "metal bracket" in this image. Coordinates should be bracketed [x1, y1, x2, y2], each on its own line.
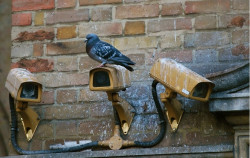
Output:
[98, 125, 135, 150]
[16, 101, 40, 141]
[160, 88, 184, 132]
[107, 92, 135, 135]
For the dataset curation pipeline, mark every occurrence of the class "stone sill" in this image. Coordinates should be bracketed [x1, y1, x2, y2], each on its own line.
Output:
[4, 145, 233, 158]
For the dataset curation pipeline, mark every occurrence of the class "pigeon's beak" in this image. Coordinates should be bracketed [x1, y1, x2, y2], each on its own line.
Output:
[84, 38, 88, 43]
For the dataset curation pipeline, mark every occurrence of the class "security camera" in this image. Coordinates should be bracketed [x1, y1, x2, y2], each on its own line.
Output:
[5, 68, 42, 141]
[89, 65, 131, 92]
[150, 58, 214, 131]
[89, 65, 134, 135]
[150, 58, 214, 102]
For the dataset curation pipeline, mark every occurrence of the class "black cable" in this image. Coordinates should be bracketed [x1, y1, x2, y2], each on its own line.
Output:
[134, 80, 166, 147]
[9, 94, 99, 155]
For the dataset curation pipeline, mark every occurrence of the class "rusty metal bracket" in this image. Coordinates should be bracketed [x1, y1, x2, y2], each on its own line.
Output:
[107, 92, 135, 135]
[16, 101, 40, 141]
[160, 88, 184, 132]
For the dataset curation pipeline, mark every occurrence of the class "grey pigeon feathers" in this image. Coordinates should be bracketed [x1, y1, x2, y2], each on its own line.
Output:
[84, 34, 135, 71]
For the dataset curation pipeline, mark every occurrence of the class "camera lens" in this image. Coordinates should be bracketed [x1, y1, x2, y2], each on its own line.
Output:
[20, 83, 38, 99]
[192, 83, 208, 98]
[93, 71, 110, 87]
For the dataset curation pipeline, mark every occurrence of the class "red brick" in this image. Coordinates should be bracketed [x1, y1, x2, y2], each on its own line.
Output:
[79, 0, 122, 6]
[155, 50, 192, 63]
[57, 0, 76, 8]
[161, 3, 183, 16]
[44, 105, 89, 120]
[11, 58, 54, 72]
[12, 0, 55, 12]
[79, 23, 122, 37]
[195, 15, 217, 29]
[231, 16, 246, 27]
[124, 21, 145, 35]
[36, 72, 89, 87]
[56, 89, 77, 103]
[91, 7, 112, 21]
[148, 18, 192, 33]
[46, 9, 89, 24]
[33, 43, 43, 56]
[185, 0, 230, 14]
[218, 14, 249, 28]
[55, 121, 77, 137]
[12, 13, 32, 26]
[116, 4, 159, 19]
[32, 122, 53, 139]
[46, 41, 86, 56]
[15, 29, 54, 42]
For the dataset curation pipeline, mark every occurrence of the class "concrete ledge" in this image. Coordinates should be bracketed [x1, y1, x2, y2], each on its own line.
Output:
[4, 145, 233, 158]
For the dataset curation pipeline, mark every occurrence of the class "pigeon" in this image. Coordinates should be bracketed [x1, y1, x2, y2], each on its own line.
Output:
[84, 34, 135, 71]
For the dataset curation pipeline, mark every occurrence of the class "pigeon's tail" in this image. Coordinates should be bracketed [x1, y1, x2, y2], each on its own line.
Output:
[109, 57, 135, 71]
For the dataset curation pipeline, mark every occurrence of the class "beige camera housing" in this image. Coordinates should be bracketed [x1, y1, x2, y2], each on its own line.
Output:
[89, 65, 134, 135]
[150, 58, 214, 102]
[5, 68, 42, 141]
[89, 65, 131, 92]
[150, 58, 214, 132]
[5, 68, 42, 102]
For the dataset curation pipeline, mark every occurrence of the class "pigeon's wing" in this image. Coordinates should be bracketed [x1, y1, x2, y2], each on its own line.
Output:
[94, 41, 135, 65]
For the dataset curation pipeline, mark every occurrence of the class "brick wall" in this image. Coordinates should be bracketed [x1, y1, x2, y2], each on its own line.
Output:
[10, 0, 248, 155]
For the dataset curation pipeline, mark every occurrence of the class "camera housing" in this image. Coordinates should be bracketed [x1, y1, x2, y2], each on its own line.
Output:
[89, 65, 131, 92]
[150, 58, 214, 102]
[5, 68, 42, 141]
[5, 68, 42, 102]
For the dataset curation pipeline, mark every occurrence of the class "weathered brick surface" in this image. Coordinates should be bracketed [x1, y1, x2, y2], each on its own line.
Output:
[155, 50, 193, 63]
[185, 0, 230, 14]
[79, 89, 107, 102]
[114, 36, 158, 50]
[12, 13, 32, 26]
[195, 15, 217, 29]
[57, 0, 76, 8]
[91, 7, 112, 21]
[232, 29, 249, 44]
[161, 3, 183, 16]
[33, 43, 44, 57]
[233, 0, 249, 10]
[56, 89, 77, 103]
[44, 105, 89, 120]
[218, 14, 248, 28]
[124, 21, 145, 35]
[56, 56, 78, 71]
[79, 56, 99, 71]
[79, 0, 122, 6]
[36, 73, 89, 87]
[160, 32, 182, 49]
[57, 26, 76, 39]
[11, 58, 54, 72]
[14, 28, 54, 42]
[46, 9, 89, 24]
[116, 4, 159, 19]
[12, 0, 55, 12]
[79, 23, 122, 37]
[148, 18, 192, 33]
[55, 121, 77, 137]
[46, 41, 85, 55]
[11, 44, 33, 58]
